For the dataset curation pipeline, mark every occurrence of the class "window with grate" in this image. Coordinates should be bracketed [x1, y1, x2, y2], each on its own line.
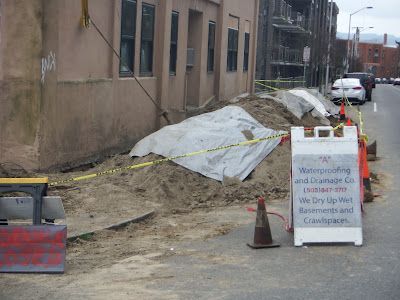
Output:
[119, 0, 137, 76]
[140, 3, 155, 76]
[169, 11, 179, 75]
[227, 28, 238, 72]
[207, 21, 216, 72]
[243, 32, 250, 71]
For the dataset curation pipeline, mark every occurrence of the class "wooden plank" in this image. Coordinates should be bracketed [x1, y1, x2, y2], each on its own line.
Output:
[0, 197, 65, 220]
[0, 177, 48, 184]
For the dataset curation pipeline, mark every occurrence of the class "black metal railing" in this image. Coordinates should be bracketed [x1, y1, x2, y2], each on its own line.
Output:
[274, 0, 292, 21]
[271, 46, 303, 64]
[273, 0, 310, 31]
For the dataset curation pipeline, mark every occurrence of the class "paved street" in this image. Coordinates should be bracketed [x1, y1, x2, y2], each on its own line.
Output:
[152, 85, 400, 299]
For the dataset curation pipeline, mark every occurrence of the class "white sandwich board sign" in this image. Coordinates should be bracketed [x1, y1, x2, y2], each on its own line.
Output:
[291, 126, 362, 246]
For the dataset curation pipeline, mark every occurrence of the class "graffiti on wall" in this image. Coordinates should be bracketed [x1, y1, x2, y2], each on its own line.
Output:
[41, 51, 56, 83]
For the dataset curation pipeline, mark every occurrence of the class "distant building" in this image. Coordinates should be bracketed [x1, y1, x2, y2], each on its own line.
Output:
[356, 34, 400, 78]
[0, 0, 259, 171]
[338, 33, 400, 77]
[256, 0, 338, 88]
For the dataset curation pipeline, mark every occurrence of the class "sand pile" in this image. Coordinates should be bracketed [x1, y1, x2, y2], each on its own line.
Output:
[32, 95, 330, 235]
[0, 94, 334, 236]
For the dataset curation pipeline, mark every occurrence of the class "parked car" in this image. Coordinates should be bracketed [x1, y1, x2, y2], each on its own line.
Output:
[382, 78, 388, 84]
[375, 78, 381, 84]
[343, 72, 373, 101]
[394, 78, 400, 85]
[331, 78, 366, 105]
[389, 77, 395, 84]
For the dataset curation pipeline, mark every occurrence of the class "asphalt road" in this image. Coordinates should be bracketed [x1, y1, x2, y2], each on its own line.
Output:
[154, 84, 400, 300]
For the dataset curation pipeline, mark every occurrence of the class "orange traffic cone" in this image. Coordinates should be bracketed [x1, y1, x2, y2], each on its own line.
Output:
[247, 197, 280, 249]
[340, 100, 346, 121]
[346, 118, 352, 126]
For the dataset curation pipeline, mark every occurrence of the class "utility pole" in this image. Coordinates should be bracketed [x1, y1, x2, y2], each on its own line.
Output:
[346, 7, 373, 72]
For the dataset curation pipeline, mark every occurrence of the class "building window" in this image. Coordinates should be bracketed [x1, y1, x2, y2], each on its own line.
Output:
[140, 3, 155, 76]
[119, 0, 137, 76]
[169, 11, 179, 75]
[227, 28, 238, 71]
[243, 32, 250, 71]
[207, 21, 216, 72]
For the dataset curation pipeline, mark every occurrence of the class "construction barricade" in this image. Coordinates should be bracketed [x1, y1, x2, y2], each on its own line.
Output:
[290, 126, 363, 246]
[0, 178, 66, 273]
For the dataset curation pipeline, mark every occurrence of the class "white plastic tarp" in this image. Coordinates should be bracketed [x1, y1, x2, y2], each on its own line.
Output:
[259, 91, 315, 119]
[288, 89, 331, 117]
[259, 90, 329, 124]
[130, 106, 286, 181]
[304, 88, 340, 115]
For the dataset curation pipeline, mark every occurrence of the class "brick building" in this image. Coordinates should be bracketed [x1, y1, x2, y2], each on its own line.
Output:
[349, 34, 400, 77]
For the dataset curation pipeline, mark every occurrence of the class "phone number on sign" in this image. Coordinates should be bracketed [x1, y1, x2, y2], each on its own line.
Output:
[304, 187, 347, 193]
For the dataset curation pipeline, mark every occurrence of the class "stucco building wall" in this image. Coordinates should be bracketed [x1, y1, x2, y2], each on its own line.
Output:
[0, 0, 258, 171]
[0, 0, 42, 170]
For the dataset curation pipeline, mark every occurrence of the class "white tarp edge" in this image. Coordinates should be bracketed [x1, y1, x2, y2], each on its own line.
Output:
[130, 106, 286, 182]
[289, 89, 331, 117]
[304, 88, 340, 115]
[259, 90, 330, 125]
[259, 91, 314, 119]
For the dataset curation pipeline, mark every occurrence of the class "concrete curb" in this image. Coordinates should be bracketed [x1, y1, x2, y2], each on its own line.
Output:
[67, 210, 155, 242]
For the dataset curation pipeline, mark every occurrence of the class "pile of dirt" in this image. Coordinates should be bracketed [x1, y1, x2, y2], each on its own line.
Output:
[193, 95, 324, 131]
[1, 94, 338, 273]
[45, 96, 332, 233]
[0, 162, 33, 177]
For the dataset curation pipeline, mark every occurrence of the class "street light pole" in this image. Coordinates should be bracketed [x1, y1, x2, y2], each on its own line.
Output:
[350, 26, 374, 71]
[346, 6, 373, 72]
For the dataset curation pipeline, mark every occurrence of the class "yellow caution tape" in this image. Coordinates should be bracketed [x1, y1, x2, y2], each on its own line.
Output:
[49, 132, 289, 186]
[255, 81, 304, 92]
[256, 80, 305, 83]
[342, 95, 368, 141]
[49, 124, 345, 187]
[255, 81, 280, 91]
[334, 123, 345, 131]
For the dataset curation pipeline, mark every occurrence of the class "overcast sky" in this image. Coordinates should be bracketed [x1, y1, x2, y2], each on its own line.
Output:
[334, 0, 400, 37]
